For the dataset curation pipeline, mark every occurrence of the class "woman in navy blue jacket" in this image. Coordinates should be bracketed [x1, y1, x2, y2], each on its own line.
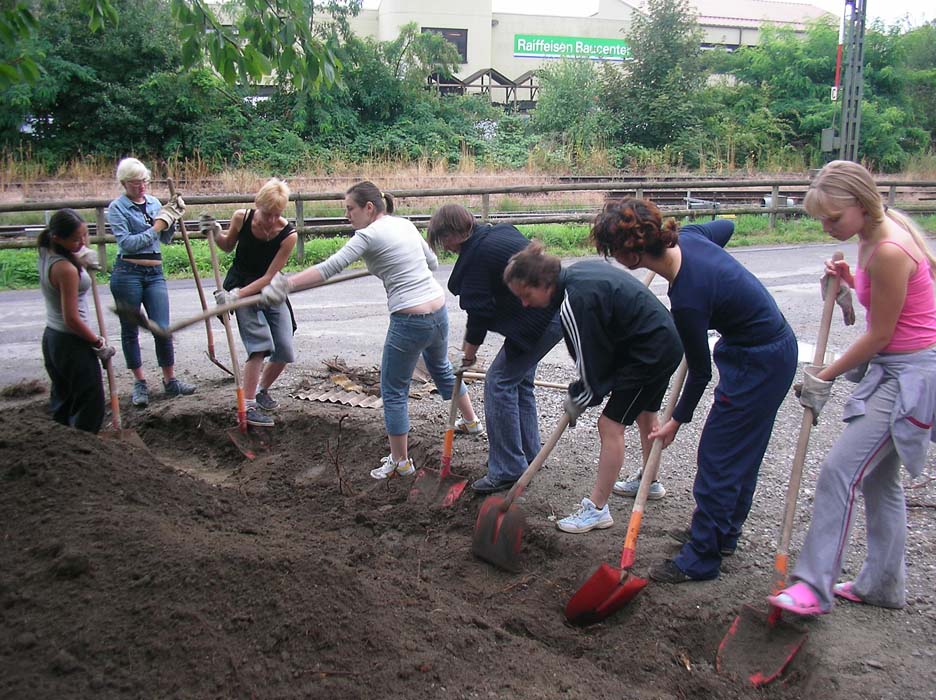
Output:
[592, 198, 798, 583]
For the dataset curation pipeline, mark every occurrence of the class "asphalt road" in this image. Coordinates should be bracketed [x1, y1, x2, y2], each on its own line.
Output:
[0, 240, 861, 389]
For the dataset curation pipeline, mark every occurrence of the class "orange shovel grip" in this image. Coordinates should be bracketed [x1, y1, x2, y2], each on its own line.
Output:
[619, 511, 643, 568]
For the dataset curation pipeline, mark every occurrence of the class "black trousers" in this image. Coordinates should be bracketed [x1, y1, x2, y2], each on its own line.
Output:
[42, 327, 105, 434]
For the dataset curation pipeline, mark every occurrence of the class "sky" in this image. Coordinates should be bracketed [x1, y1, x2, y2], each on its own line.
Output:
[362, 1, 933, 28]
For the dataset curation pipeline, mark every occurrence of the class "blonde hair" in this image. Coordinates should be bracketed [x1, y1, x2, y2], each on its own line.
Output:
[805, 160, 936, 278]
[116, 157, 150, 184]
[255, 178, 290, 213]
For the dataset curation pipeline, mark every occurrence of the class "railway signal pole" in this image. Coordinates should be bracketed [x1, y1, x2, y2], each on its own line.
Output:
[821, 0, 867, 162]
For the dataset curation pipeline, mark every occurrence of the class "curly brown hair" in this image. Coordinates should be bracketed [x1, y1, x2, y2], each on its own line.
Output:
[589, 198, 679, 260]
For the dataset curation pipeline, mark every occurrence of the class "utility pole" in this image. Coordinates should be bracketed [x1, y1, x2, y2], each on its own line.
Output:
[820, 0, 867, 162]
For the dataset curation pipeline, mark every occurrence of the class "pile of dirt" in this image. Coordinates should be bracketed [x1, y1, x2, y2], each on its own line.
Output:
[2, 375, 935, 699]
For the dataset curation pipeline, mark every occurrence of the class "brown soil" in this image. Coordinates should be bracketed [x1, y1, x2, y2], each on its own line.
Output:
[2, 364, 935, 700]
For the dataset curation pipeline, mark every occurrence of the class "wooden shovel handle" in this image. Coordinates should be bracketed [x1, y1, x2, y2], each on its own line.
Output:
[439, 372, 464, 479]
[89, 275, 121, 432]
[771, 251, 843, 598]
[500, 414, 571, 509]
[619, 358, 689, 569]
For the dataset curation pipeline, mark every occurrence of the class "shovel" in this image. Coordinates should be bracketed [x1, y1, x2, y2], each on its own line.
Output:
[564, 359, 689, 625]
[169, 177, 233, 377]
[113, 269, 371, 339]
[89, 274, 146, 448]
[408, 372, 470, 507]
[460, 370, 567, 391]
[715, 252, 844, 687]
[472, 414, 570, 572]
[206, 226, 263, 459]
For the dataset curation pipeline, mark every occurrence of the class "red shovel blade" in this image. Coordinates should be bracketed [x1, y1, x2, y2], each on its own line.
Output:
[716, 604, 808, 687]
[408, 468, 469, 507]
[565, 563, 648, 625]
[471, 495, 526, 572]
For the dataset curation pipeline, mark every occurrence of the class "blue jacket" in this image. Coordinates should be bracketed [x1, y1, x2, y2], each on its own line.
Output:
[107, 194, 174, 256]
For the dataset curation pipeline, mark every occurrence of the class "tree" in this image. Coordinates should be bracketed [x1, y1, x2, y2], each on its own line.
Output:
[1, 0, 357, 94]
[600, 0, 705, 148]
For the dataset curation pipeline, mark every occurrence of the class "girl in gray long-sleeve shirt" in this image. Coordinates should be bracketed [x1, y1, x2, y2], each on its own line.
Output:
[273, 181, 480, 479]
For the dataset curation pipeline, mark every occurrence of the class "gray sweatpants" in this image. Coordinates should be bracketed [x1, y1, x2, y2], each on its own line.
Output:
[791, 373, 907, 612]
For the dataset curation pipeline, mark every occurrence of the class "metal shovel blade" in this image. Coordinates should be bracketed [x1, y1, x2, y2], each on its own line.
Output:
[226, 426, 272, 460]
[408, 468, 469, 507]
[471, 495, 526, 572]
[715, 604, 808, 687]
[564, 564, 648, 625]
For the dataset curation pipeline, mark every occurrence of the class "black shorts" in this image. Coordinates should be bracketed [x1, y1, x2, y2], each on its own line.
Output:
[601, 374, 671, 426]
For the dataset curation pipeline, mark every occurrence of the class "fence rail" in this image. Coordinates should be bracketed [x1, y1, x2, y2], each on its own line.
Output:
[3, 177, 936, 269]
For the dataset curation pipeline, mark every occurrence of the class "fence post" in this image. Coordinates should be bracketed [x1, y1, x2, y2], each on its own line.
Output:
[95, 206, 109, 273]
[294, 196, 305, 264]
[481, 193, 490, 222]
[635, 187, 644, 200]
[888, 185, 896, 207]
[769, 185, 779, 230]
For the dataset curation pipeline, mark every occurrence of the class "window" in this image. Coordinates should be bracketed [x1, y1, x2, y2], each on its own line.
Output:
[422, 27, 468, 64]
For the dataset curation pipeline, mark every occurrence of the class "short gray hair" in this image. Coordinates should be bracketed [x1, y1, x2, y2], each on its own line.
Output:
[116, 157, 150, 184]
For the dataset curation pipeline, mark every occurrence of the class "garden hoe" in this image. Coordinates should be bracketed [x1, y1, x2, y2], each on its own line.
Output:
[169, 177, 233, 377]
[89, 274, 146, 449]
[472, 414, 570, 572]
[113, 269, 371, 339]
[564, 359, 688, 625]
[715, 252, 843, 688]
[408, 371, 469, 507]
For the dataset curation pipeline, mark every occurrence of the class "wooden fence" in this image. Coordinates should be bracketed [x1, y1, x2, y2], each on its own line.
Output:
[2, 177, 936, 271]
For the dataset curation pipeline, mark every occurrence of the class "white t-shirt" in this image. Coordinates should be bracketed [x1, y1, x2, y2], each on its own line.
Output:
[314, 215, 442, 313]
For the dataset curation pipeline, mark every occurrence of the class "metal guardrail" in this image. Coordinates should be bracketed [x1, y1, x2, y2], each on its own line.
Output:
[2, 178, 936, 270]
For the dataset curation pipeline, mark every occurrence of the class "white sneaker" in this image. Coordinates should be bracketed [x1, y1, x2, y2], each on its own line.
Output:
[556, 497, 614, 534]
[370, 455, 416, 480]
[612, 470, 667, 500]
[454, 417, 484, 435]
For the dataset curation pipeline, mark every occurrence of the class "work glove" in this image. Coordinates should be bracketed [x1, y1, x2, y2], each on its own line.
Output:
[155, 199, 185, 228]
[213, 288, 239, 308]
[820, 274, 856, 326]
[199, 213, 222, 239]
[794, 364, 834, 425]
[563, 392, 585, 428]
[259, 272, 290, 307]
[455, 351, 477, 373]
[169, 192, 186, 213]
[93, 338, 116, 362]
[75, 246, 101, 271]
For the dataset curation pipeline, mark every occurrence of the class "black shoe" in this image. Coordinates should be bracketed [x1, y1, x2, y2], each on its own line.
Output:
[649, 559, 695, 584]
[471, 475, 517, 495]
[668, 528, 736, 557]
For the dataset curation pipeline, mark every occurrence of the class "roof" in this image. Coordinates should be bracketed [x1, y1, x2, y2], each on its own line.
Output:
[636, 0, 832, 29]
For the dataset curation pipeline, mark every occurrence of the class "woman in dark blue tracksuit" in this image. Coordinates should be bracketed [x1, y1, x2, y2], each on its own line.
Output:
[591, 198, 798, 582]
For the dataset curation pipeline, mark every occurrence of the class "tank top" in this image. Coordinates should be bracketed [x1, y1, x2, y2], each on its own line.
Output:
[223, 209, 295, 290]
[39, 247, 91, 334]
[854, 240, 936, 352]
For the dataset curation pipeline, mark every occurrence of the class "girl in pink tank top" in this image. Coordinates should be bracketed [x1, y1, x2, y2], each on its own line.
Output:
[768, 161, 936, 620]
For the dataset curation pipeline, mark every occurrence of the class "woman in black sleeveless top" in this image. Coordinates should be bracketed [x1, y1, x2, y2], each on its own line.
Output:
[207, 178, 298, 428]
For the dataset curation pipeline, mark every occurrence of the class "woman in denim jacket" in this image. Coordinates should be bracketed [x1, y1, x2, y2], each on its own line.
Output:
[108, 158, 195, 407]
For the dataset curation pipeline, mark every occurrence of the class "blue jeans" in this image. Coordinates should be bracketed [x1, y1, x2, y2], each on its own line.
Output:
[381, 307, 462, 436]
[484, 314, 564, 482]
[109, 259, 174, 370]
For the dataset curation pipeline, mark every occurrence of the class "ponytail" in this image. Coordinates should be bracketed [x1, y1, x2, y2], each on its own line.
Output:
[887, 208, 936, 281]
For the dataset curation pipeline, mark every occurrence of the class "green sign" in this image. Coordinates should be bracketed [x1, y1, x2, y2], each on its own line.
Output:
[513, 34, 631, 61]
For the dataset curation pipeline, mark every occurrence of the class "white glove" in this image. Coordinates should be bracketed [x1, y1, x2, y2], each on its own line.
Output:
[820, 274, 856, 326]
[563, 393, 585, 428]
[75, 246, 101, 271]
[199, 213, 222, 239]
[155, 199, 185, 228]
[213, 288, 239, 307]
[260, 273, 290, 307]
[795, 364, 834, 424]
[93, 338, 116, 362]
[455, 350, 477, 372]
